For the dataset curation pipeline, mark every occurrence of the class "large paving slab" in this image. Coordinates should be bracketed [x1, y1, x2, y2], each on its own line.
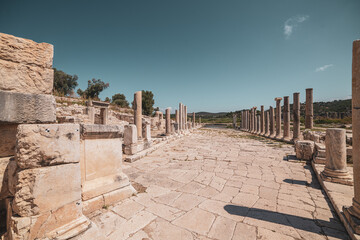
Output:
[89, 128, 349, 239]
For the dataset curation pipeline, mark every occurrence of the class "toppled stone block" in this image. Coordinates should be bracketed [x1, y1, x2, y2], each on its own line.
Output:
[0, 59, 54, 95]
[295, 140, 315, 161]
[16, 124, 80, 169]
[0, 124, 17, 157]
[0, 91, 56, 123]
[0, 33, 53, 68]
[12, 163, 81, 216]
[303, 130, 325, 143]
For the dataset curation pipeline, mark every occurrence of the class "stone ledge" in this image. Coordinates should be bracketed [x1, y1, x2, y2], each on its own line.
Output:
[0, 90, 56, 124]
[312, 161, 360, 240]
[124, 132, 188, 162]
[80, 124, 123, 139]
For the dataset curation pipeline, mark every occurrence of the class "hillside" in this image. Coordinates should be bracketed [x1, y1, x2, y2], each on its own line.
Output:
[197, 99, 352, 124]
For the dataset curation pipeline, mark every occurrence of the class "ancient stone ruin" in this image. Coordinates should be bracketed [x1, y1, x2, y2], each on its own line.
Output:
[0, 31, 359, 240]
[0, 33, 200, 239]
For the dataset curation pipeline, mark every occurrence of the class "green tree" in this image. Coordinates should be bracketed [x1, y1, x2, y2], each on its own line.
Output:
[104, 97, 111, 102]
[53, 68, 78, 96]
[77, 79, 109, 100]
[112, 93, 129, 108]
[142, 90, 155, 116]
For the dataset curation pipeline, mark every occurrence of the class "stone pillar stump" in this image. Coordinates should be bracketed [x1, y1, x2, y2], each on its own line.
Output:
[321, 128, 352, 185]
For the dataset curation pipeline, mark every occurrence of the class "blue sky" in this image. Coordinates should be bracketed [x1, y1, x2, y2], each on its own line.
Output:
[1, 0, 359, 113]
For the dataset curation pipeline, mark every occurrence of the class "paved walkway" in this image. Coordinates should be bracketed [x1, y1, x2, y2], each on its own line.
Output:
[89, 128, 349, 240]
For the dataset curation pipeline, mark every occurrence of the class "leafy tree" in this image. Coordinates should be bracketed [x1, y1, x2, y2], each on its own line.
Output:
[142, 90, 155, 116]
[112, 93, 129, 108]
[104, 97, 111, 102]
[53, 68, 78, 96]
[77, 78, 109, 100]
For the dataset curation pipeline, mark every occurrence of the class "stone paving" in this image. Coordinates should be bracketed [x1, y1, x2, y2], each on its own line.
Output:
[87, 128, 350, 240]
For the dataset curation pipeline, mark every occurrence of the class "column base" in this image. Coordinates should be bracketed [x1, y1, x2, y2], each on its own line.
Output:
[344, 205, 360, 234]
[320, 168, 353, 186]
[313, 157, 326, 164]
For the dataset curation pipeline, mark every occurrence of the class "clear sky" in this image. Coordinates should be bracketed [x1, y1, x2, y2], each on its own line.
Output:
[1, 0, 359, 113]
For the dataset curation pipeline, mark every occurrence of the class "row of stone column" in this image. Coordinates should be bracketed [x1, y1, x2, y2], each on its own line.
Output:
[240, 88, 313, 143]
[133, 93, 198, 136]
[165, 103, 198, 135]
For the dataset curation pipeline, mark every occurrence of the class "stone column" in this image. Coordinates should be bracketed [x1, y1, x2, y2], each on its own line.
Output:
[305, 88, 313, 129]
[165, 108, 171, 135]
[247, 110, 250, 131]
[269, 106, 275, 137]
[250, 108, 254, 133]
[260, 106, 265, 135]
[283, 96, 290, 141]
[275, 98, 282, 138]
[193, 112, 195, 128]
[233, 114, 237, 128]
[245, 110, 247, 130]
[249, 109, 253, 132]
[293, 92, 301, 142]
[184, 105, 187, 130]
[321, 128, 351, 184]
[134, 91, 142, 139]
[257, 115, 260, 134]
[179, 103, 182, 131]
[175, 109, 179, 132]
[344, 40, 360, 232]
[252, 109, 255, 132]
[253, 107, 257, 133]
[182, 104, 185, 130]
[265, 110, 269, 136]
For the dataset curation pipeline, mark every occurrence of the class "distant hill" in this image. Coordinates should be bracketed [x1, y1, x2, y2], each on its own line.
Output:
[196, 99, 352, 121]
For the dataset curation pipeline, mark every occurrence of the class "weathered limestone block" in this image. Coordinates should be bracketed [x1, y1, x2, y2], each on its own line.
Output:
[295, 140, 315, 161]
[0, 124, 17, 157]
[314, 142, 326, 164]
[124, 124, 137, 145]
[0, 91, 56, 123]
[16, 124, 80, 169]
[80, 124, 136, 213]
[0, 59, 54, 95]
[12, 163, 81, 217]
[81, 139, 125, 199]
[0, 33, 53, 68]
[8, 201, 90, 240]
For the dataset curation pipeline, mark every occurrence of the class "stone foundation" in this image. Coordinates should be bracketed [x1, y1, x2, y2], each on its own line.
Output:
[80, 124, 136, 215]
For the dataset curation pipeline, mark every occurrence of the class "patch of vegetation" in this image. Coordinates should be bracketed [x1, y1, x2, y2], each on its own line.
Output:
[53, 68, 78, 96]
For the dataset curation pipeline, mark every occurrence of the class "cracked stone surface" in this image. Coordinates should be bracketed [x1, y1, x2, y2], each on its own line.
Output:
[89, 128, 349, 239]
